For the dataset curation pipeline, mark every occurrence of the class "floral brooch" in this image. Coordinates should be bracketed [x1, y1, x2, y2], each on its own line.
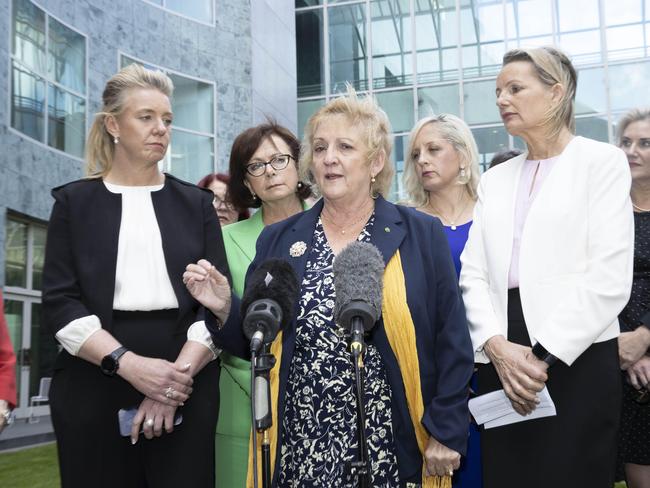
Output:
[289, 241, 307, 257]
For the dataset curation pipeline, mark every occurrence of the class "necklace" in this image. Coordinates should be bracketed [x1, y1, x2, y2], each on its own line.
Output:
[321, 205, 374, 235]
[632, 201, 650, 212]
[425, 192, 471, 231]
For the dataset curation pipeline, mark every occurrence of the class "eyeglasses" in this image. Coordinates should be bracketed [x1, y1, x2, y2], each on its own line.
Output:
[212, 195, 235, 211]
[245, 154, 294, 177]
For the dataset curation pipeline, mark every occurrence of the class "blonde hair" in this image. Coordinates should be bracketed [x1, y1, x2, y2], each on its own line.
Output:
[85, 63, 174, 177]
[617, 107, 650, 143]
[502, 46, 577, 140]
[300, 86, 395, 197]
[403, 115, 480, 207]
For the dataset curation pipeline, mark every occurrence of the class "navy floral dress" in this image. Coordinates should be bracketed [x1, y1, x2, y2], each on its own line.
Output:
[277, 216, 401, 487]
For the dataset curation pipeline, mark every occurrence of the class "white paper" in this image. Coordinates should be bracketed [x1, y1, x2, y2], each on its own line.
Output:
[468, 386, 556, 429]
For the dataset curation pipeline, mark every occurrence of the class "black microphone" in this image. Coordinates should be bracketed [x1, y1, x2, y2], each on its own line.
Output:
[333, 242, 384, 357]
[241, 258, 299, 353]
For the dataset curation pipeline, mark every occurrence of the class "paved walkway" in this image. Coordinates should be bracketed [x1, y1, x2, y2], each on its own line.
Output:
[0, 415, 55, 451]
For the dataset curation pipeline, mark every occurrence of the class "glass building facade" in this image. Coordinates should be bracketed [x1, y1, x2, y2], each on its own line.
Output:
[295, 0, 650, 199]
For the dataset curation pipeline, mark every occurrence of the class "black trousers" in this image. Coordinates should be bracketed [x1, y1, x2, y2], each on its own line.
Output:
[50, 310, 220, 488]
[477, 289, 621, 488]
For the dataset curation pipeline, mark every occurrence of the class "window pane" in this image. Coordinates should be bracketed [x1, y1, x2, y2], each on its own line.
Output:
[463, 78, 500, 125]
[416, 1, 459, 83]
[164, 0, 214, 23]
[603, 0, 642, 26]
[29, 303, 57, 399]
[515, 0, 553, 38]
[558, 30, 601, 65]
[417, 84, 460, 118]
[11, 62, 46, 141]
[12, 0, 46, 75]
[472, 126, 509, 172]
[297, 9, 325, 97]
[390, 134, 407, 202]
[32, 225, 46, 291]
[575, 67, 607, 115]
[575, 116, 609, 143]
[48, 84, 86, 157]
[329, 3, 368, 93]
[169, 74, 214, 134]
[3, 299, 23, 404]
[5, 219, 28, 288]
[376, 89, 414, 133]
[475, 2, 505, 43]
[168, 131, 214, 184]
[371, 0, 412, 89]
[607, 25, 645, 61]
[297, 98, 325, 138]
[609, 62, 650, 111]
[558, 0, 600, 32]
[48, 16, 85, 93]
[296, 0, 322, 7]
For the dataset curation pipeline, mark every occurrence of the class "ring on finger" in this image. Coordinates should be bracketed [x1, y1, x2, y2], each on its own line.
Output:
[164, 386, 175, 399]
[145, 418, 154, 428]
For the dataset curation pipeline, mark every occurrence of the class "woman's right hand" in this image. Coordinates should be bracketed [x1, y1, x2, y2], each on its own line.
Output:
[484, 335, 548, 415]
[626, 355, 650, 390]
[118, 354, 193, 407]
[183, 259, 232, 323]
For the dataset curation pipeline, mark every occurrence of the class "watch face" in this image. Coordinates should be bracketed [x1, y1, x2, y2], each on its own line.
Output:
[101, 355, 117, 375]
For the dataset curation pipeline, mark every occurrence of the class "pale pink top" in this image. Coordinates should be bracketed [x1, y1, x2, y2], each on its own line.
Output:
[508, 156, 560, 288]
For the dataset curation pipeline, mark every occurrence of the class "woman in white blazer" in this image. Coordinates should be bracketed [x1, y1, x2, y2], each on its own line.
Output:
[459, 46, 634, 488]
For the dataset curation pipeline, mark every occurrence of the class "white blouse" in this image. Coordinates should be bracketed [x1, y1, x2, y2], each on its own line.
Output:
[55, 181, 218, 359]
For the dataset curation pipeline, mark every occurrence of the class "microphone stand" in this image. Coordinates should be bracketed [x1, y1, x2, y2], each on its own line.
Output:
[348, 325, 370, 488]
[252, 343, 276, 488]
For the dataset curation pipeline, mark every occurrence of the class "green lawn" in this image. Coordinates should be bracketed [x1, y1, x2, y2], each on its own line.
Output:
[0, 443, 60, 488]
[0, 444, 633, 488]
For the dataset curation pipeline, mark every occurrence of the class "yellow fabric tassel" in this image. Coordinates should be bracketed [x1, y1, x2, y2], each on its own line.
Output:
[246, 331, 283, 488]
[383, 251, 452, 488]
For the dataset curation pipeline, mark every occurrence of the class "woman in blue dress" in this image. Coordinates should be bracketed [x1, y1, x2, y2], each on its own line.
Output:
[404, 114, 483, 488]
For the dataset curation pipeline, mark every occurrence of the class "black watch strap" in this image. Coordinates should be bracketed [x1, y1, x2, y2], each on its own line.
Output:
[532, 342, 558, 366]
[101, 346, 129, 376]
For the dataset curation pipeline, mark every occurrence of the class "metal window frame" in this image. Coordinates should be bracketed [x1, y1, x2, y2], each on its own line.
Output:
[141, 0, 217, 27]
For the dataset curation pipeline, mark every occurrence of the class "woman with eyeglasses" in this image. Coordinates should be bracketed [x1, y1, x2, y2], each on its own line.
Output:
[215, 121, 312, 487]
[197, 173, 249, 226]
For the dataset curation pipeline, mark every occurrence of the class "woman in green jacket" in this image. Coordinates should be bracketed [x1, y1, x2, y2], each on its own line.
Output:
[217, 121, 312, 487]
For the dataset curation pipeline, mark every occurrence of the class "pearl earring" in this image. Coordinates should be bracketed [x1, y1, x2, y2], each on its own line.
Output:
[371, 176, 376, 184]
[460, 167, 466, 178]
[113, 136, 119, 144]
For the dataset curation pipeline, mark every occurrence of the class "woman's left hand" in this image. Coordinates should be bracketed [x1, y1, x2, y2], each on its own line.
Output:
[131, 397, 178, 444]
[619, 328, 650, 370]
[424, 436, 460, 478]
[626, 355, 650, 390]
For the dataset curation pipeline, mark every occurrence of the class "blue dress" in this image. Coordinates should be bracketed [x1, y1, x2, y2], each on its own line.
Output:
[277, 216, 401, 487]
[443, 222, 483, 488]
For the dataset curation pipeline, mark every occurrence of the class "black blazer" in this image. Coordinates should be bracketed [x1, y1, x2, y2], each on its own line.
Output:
[42, 174, 229, 365]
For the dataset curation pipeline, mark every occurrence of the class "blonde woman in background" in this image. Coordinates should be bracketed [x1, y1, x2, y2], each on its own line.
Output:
[42, 64, 229, 487]
[404, 114, 482, 488]
[460, 46, 634, 487]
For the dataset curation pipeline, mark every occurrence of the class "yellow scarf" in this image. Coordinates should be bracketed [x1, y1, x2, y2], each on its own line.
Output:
[246, 250, 451, 488]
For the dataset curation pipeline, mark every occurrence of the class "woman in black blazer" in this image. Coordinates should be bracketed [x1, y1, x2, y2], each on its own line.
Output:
[42, 64, 229, 487]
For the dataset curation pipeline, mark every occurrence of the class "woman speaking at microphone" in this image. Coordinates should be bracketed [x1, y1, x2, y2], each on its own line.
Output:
[184, 88, 473, 487]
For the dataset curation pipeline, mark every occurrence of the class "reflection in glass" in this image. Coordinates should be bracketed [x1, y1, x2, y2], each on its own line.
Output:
[297, 9, 325, 97]
[169, 74, 214, 134]
[513, 0, 553, 38]
[167, 130, 214, 185]
[30, 303, 57, 399]
[12, 0, 46, 75]
[415, 1, 459, 82]
[11, 63, 45, 142]
[575, 67, 606, 115]
[296, 0, 322, 7]
[371, 0, 412, 89]
[48, 16, 86, 93]
[603, 0, 642, 26]
[558, 0, 599, 32]
[471, 126, 509, 172]
[607, 25, 645, 60]
[575, 116, 609, 143]
[298, 98, 325, 138]
[32, 226, 46, 291]
[558, 30, 601, 64]
[3, 299, 23, 403]
[165, 0, 214, 23]
[609, 62, 650, 111]
[463, 78, 500, 125]
[5, 219, 28, 288]
[329, 4, 368, 93]
[376, 89, 414, 133]
[417, 84, 460, 118]
[48, 85, 86, 158]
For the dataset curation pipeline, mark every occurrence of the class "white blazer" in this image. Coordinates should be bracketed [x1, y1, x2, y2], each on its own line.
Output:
[459, 136, 634, 366]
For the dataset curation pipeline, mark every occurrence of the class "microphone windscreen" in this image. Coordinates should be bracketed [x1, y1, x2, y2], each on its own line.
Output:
[333, 241, 384, 331]
[241, 258, 299, 335]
